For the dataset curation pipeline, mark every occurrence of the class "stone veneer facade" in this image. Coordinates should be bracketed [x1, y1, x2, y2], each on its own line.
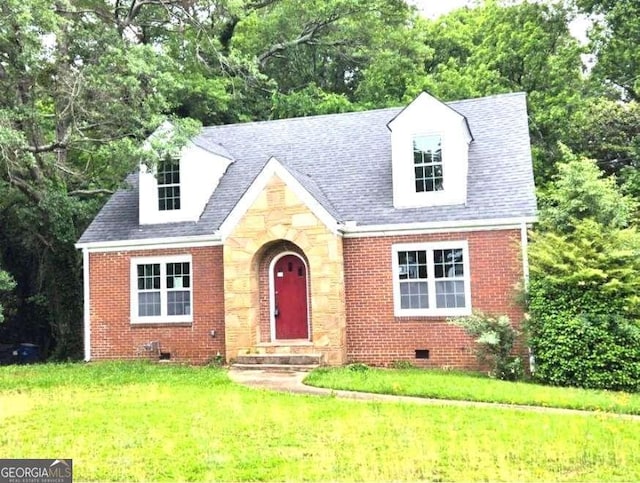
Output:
[223, 174, 347, 365]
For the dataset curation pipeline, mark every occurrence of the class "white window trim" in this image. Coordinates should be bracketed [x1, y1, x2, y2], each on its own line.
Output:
[130, 254, 193, 324]
[412, 133, 444, 193]
[157, 159, 181, 212]
[412, 131, 445, 195]
[392, 241, 472, 317]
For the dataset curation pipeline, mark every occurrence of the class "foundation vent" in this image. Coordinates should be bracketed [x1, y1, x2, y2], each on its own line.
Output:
[415, 349, 430, 359]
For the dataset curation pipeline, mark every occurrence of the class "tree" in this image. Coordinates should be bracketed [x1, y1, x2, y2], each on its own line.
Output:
[0, 267, 16, 325]
[527, 150, 640, 390]
[402, 1, 590, 183]
[0, 0, 198, 357]
[577, 0, 640, 101]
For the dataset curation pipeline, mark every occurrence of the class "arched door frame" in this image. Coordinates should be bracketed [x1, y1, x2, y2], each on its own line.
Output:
[268, 251, 310, 341]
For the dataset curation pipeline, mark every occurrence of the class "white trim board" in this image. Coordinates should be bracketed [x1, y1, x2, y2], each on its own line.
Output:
[341, 216, 536, 238]
[82, 248, 91, 361]
[75, 217, 537, 252]
[76, 235, 222, 253]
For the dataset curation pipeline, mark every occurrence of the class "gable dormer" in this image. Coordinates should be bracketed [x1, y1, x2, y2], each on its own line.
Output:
[388, 92, 473, 209]
[138, 125, 234, 225]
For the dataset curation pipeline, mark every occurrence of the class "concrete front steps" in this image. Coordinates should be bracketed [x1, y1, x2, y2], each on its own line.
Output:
[232, 353, 322, 372]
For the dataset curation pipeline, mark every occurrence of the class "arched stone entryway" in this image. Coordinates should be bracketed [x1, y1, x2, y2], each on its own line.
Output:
[221, 173, 347, 364]
[254, 240, 311, 343]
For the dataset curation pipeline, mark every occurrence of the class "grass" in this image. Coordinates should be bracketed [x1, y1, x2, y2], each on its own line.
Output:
[0, 362, 638, 481]
[304, 366, 640, 415]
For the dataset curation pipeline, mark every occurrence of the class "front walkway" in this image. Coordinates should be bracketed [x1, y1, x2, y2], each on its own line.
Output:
[228, 368, 640, 420]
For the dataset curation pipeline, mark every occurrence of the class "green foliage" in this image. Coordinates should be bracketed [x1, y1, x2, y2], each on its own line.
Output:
[527, 294, 640, 391]
[271, 84, 354, 119]
[346, 362, 370, 373]
[529, 219, 640, 318]
[566, 98, 640, 174]
[390, 360, 415, 370]
[449, 312, 523, 381]
[538, 147, 637, 232]
[0, 268, 16, 324]
[528, 153, 640, 391]
[577, 0, 640, 101]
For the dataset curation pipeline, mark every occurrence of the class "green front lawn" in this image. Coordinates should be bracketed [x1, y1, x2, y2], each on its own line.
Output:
[1, 362, 639, 481]
[304, 366, 640, 415]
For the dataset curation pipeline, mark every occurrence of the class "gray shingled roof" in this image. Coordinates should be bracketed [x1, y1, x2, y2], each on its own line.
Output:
[78, 92, 537, 245]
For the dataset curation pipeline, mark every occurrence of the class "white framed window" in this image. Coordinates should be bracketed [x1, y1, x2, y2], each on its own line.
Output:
[413, 135, 443, 193]
[157, 159, 181, 211]
[392, 241, 471, 317]
[130, 255, 193, 323]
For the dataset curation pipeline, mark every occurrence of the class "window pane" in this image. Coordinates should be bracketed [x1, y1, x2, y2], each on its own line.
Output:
[158, 161, 181, 211]
[412, 135, 443, 193]
[398, 250, 427, 284]
[138, 292, 161, 316]
[400, 281, 428, 309]
[435, 280, 466, 308]
[168, 290, 190, 316]
[138, 264, 160, 292]
[434, 249, 464, 279]
[167, 263, 190, 289]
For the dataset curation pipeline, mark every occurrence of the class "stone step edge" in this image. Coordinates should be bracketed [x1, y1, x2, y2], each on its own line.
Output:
[231, 363, 320, 372]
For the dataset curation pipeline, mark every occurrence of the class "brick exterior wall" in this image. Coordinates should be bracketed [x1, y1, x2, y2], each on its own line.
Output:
[343, 229, 525, 369]
[87, 227, 525, 369]
[88, 246, 225, 364]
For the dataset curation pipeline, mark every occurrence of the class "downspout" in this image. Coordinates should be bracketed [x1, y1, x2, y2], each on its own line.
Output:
[82, 248, 91, 361]
[520, 220, 534, 374]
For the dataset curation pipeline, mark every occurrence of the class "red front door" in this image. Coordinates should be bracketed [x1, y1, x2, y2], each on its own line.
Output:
[273, 254, 309, 339]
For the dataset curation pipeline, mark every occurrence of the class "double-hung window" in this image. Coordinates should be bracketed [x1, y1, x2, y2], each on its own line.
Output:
[131, 255, 193, 323]
[413, 135, 443, 193]
[157, 159, 181, 211]
[392, 241, 471, 317]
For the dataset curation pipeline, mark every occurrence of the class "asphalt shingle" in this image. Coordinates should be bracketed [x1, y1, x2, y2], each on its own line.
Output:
[78, 92, 536, 245]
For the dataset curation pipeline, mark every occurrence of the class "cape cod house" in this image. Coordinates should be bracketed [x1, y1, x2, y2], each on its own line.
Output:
[76, 91, 537, 368]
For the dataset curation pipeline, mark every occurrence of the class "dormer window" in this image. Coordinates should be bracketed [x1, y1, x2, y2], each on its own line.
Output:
[158, 160, 181, 211]
[413, 135, 443, 193]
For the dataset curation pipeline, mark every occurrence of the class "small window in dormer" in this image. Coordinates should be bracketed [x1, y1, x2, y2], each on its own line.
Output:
[157, 159, 181, 211]
[413, 135, 443, 193]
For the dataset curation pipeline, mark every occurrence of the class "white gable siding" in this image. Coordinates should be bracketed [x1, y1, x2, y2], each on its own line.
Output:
[139, 143, 233, 225]
[388, 92, 472, 209]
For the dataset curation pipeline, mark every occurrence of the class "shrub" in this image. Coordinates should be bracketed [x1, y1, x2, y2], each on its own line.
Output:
[526, 311, 640, 392]
[346, 362, 370, 373]
[390, 360, 414, 370]
[527, 152, 640, 391]
[449, 312, 523, 381]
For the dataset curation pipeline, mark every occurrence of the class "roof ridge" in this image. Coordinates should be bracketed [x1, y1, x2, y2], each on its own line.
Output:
[449, 91, 526, 105]
[201, 106, 401, 131]
[201, 91, 525, 131]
